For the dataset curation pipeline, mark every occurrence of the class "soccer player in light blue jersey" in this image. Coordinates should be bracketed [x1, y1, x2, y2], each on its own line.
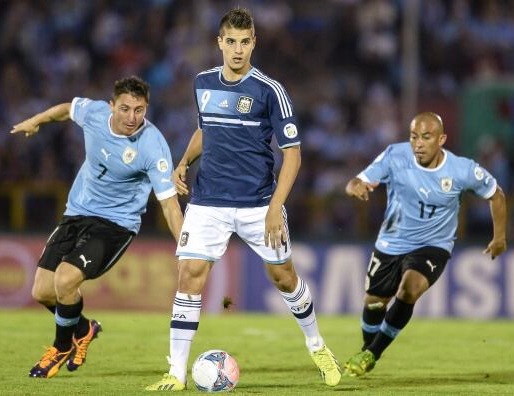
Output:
[146, 7, 341, 391]
[343, 112, 507, 376]
[10, 76, 184, 379]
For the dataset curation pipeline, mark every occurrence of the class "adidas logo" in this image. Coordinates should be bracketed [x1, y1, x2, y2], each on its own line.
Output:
[218, 99, 229, 108]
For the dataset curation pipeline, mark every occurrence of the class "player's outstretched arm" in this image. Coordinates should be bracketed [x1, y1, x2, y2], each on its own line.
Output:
[345, 177, 379, 201]
[10, 103, 71, 137]
[173, 128, 203, 195]
[483, 186, 507, 259]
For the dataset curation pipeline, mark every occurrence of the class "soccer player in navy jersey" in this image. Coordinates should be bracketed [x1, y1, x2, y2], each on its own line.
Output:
[10, 76, 184, 378]
[343, 112, 507, 376]
[146, 7, 341, 391]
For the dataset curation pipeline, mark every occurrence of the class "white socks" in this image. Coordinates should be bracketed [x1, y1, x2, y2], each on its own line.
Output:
[168, 292, 202, 383]
[279, 277, 324, 352]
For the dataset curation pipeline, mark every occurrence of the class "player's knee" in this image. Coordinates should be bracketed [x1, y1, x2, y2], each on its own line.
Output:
[177, 261, 211, 293]
[396, 287, 424, 303]
[266, 260, 296, 291]
[31, 283, 54, 305]
[270, 272, 297, 292]
[54, 267, 83, 301]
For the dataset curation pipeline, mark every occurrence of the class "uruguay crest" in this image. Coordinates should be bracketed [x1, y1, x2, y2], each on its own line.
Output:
[441, 177, 453, 192]
[236, 96, 253, 113]
[122, 147, 137, 164]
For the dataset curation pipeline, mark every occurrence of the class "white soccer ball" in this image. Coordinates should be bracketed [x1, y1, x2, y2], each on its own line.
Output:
[192, 349, 239, 392]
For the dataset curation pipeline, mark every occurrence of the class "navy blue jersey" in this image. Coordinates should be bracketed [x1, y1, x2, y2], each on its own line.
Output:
[191, 66, 301, 207]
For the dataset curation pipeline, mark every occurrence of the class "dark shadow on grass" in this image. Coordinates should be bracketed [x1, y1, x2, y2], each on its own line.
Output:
[93, 370, 165, 377]
[342, 370, 514, 389]
[239, 383, 361, 392]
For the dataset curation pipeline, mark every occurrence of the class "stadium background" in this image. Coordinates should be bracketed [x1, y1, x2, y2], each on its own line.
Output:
[0, 0, 512, 318]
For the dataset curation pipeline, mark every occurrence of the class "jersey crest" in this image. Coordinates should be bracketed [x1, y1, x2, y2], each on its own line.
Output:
[441, 177, 453, 192]
[283, 123, 298, 139]
[122, 147, 137, 164]
[236, 96, 253, 113]
[157, 159, 169, 172]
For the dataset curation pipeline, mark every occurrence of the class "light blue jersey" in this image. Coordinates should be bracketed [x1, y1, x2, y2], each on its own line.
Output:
[358, 142, 497, 255]
[65, 97, 176, 233]
[191, 66, 301, 207]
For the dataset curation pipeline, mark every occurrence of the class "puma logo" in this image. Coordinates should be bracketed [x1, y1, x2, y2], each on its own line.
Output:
[101, 148, 111, 161]
[79, 254, 92, 268]
[419, 187, 430, 199]
[426, 259, 437, 272]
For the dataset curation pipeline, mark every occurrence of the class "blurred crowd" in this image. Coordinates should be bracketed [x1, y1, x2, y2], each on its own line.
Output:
[0, 0, 512, 239]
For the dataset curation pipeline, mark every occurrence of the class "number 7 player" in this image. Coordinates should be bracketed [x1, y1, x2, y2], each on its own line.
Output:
[10, 75, 184, 378]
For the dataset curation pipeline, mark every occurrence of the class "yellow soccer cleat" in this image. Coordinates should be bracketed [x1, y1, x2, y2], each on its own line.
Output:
[311, 345, 342, 386]
[145, 373, 186, 391]
[343, 349, 376, 377]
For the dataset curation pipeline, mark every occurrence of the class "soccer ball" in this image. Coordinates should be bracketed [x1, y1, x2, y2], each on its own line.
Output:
[192, 350, 239, 392]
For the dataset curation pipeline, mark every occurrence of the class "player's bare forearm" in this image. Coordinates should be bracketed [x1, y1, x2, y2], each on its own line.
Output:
[269, 146, 300, 209]
[10, 103, 71, 137]
[173, 128, 203, 195]
[484, 186, 507, 259]
[178, 128, 203, 167]
[265, 146, 300, 249]
[345, 177, 378, 201]
[160, 196, 184, 243]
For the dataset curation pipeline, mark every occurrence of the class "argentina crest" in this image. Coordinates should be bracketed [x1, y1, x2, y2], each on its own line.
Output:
[440, 177, 453, 192]
[236, 96, 253, 113]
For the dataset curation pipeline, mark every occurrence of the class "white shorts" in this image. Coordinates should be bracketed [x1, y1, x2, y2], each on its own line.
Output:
[176, 204, 292, 264]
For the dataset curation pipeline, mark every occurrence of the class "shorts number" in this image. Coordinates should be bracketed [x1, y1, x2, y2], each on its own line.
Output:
[281, 235, 288, 253]
[367, 253, 381, 277]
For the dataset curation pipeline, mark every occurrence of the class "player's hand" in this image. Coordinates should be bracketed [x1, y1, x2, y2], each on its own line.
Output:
[264, 204, 286, 250]
[173, 163, 190, 195]
[345, 178, 379, 201]
[10, 118, 40, 137]
[483, 238, 507, 260]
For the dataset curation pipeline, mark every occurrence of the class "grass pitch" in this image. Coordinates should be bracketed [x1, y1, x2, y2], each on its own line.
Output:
[0, 309, 512, 395]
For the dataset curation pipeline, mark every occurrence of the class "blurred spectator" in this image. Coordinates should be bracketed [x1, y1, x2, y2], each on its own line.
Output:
[1, 0, 513, 240]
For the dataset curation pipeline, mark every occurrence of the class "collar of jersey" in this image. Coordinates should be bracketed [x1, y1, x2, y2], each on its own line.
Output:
[218, 66, 255, 86]
[412, 149, 447, 172]
[108, 114, 146, 138]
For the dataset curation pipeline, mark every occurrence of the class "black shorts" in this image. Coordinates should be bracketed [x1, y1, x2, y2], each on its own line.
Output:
[365, 246, 450, 298]
[38, 215, 134, 279]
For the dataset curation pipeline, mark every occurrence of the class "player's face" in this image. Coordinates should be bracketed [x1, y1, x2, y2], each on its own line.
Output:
[109, 93, 148, 136]
[218, 28, 255, 79]
[409, 119, 447, 168]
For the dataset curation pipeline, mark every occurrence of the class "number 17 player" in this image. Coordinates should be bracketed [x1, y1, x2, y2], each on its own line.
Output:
[343, 112, 507, 376]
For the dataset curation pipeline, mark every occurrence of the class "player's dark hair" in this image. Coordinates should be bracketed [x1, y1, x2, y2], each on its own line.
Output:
[112, 75, 150, 103]
[219, 7, 254, 36]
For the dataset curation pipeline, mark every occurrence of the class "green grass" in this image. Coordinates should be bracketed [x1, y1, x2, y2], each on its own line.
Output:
[0, 309, 513, 395]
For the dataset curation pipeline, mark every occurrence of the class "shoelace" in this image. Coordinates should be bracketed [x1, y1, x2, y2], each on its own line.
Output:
[314, 349, 338, 371]
[360, 352, 374, 364]
[73, 336, 92, 361]
[39, 347, 62, 367]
